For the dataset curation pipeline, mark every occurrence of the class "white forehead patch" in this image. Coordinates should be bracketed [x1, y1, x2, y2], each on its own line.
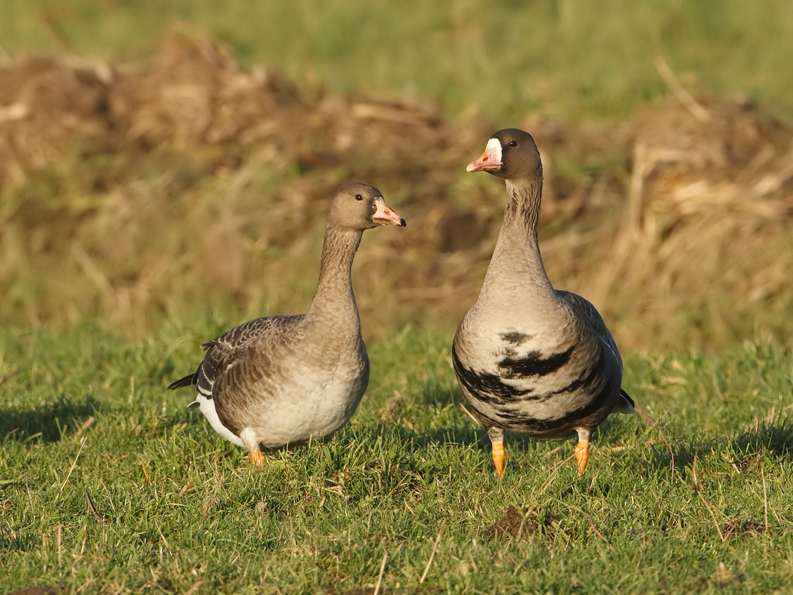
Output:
[486, 137, 503, 163]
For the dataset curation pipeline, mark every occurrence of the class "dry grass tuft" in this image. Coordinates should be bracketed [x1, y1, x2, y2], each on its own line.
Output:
[589, 99, 793, 348]
[1, 34, 791, 349]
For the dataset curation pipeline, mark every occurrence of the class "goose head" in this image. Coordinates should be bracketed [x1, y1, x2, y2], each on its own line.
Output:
[466, 128, 541, 181]
[328, 182, 406, 231]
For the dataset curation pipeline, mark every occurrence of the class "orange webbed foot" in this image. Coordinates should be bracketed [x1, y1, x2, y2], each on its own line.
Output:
[249, 450, 265, 468]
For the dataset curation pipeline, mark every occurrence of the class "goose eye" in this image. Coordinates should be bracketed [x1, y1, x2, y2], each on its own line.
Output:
[509, 140, 518, 148]
[355, 194, 363, 201]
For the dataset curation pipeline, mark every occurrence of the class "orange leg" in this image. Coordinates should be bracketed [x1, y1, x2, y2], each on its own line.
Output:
[492, 443, 506, 479]
[487, 427, 506, 479]
[574, 428, 591, 476]
[248, 450, 265, 468]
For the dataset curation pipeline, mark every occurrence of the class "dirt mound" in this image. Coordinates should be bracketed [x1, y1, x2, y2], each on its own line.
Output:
[1, 34, 791, 349]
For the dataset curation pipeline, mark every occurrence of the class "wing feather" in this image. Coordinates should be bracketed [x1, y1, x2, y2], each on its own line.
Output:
[170, 315, 304, 400]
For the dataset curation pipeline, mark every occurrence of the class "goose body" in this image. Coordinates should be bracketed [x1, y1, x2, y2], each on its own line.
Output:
[453, 130, 634, 477]
[169, 183, 405, 465]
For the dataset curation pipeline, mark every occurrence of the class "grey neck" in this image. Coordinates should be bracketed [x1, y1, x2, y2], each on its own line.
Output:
[305, 225, 363, 334]
[478, 175, 555, 303]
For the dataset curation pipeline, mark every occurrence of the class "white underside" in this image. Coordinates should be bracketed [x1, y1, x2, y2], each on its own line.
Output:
[610, 395, 635, 415]
[241, 375, 365, 449]
[192, 394, 244, 447]
[190, 370, 366, 451]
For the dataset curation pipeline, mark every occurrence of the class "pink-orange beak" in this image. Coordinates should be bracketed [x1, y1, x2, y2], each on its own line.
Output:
[466, 141, 503, 173]
[372, 200, 406, 226]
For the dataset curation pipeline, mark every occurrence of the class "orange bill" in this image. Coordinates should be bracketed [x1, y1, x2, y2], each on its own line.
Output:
[372, 200, 406, 226]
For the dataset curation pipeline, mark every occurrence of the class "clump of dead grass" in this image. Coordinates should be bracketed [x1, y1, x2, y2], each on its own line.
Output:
[587, 98, 793, 348]
[1, 33, 791, 349]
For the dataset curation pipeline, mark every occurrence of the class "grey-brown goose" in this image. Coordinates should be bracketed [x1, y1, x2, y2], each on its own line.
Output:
[452, 129, 634, 477]
[169, 182, 405, 466]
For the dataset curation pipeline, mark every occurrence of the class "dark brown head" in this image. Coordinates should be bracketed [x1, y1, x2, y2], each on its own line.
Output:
[466, 129, 541, 181]
[327, 182, 406, 231]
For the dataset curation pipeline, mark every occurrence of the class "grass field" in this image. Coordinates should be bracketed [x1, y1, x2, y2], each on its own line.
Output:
[3, 0, 793, 123]
[2, 1, 793, 592]
[1, 323, 792, 594]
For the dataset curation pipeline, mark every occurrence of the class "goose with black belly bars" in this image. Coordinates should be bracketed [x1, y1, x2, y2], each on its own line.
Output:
[453, 129, 635, 478]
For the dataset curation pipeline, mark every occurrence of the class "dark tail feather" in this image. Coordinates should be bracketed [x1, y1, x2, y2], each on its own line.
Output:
[620, 389, 635, 408]
[167, 374, 195, 390]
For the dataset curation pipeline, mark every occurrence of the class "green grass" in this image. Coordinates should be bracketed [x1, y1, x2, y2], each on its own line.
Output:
[3, 0, 793, 122]
[3, 4, 792, 590]
[2, 323, 793, 593]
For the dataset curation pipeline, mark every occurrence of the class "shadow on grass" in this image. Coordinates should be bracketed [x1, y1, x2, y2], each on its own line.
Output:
[0, 396, 101, 443]
[417, 377, 460, 407]
[647, 417, 793, 471]
[416, 426, 545, 455]
[731, 418, 793, 458]
[0, 531, 44, 554]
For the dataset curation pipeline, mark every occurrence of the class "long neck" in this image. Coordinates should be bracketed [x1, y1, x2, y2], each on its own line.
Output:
[479, 175, 555, 302]
[305, 225, 363, 334]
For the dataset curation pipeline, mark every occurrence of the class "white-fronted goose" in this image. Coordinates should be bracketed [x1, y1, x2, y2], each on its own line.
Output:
[452, 129, 635, 477]
[169, 182, 405, 466]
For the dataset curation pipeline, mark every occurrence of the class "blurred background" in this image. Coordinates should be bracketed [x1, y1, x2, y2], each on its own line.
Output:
[1, 0, 792, 351]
